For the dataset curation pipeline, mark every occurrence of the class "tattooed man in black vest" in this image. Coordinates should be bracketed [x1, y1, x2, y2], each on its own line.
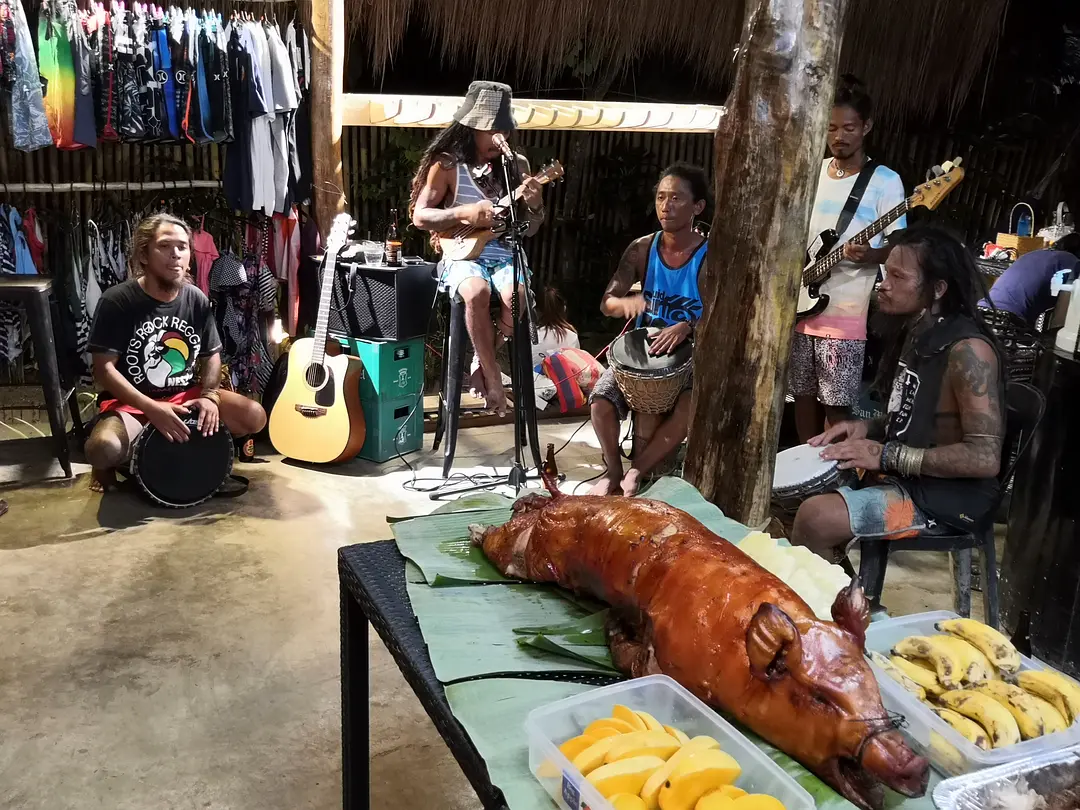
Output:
[791, 226, 1004, 560]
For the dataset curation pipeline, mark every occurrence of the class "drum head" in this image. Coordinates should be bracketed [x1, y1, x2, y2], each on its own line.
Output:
[610, 328, 692, 374]
[772, 444, 838, 491]
[132, 416, 234, 508]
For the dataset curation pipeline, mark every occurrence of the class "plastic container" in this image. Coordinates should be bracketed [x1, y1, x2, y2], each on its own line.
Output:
[864, 610, 1080, 776]
[524, 675, 814, 810]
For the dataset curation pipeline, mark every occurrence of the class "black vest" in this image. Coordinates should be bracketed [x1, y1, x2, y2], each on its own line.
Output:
[885, 314, 1003, 530]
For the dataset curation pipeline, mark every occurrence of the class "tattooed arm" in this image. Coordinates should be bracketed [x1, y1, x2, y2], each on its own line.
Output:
[921, 338, 1004, 479]
[600, 236, 650, 319]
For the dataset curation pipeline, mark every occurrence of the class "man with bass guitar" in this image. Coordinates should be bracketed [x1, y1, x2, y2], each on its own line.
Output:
[790, 75, 907, 442]
[410, 81, 546, 417]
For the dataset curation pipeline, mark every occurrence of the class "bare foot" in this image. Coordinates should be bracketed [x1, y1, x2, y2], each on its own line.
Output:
[468, 367, 488, 400]
[483, 368, 507, 417]
[621, 468, 645, 497]
[89, 468, 117, 493]
[589, 474, 623, 496]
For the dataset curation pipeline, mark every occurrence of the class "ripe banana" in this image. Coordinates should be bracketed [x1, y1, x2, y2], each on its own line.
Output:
[938, 689, 1022, 748]
[890, 654, 946, 697]
[1015, 669, 1080, 725]
[867, 651, 926, 700]
[936, 618, 1021, 674]
[932, 707, 991, 751]
[968, 681, 1047, 740]
[892, 636, 963, 689]
[934, 635, 995, 684]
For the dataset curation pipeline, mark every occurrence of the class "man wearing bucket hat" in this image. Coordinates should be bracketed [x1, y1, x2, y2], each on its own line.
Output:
[410, 81, 546, 416]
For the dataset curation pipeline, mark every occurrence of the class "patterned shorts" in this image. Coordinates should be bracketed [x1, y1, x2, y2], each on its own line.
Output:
[788, 333, 865, 407]
[589, 366, 692, 422]
[439, 258, 529, 299]
[836, 478, 936, 540]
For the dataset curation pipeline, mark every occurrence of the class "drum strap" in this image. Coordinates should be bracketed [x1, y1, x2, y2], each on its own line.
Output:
[215, 474, 250, 498]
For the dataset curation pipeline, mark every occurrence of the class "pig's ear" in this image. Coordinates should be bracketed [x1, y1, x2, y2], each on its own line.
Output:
[831, 577, 870, 649]
[746, 603, 802, 681]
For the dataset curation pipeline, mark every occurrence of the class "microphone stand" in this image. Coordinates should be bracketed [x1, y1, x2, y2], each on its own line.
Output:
[431, 151, 549, 499]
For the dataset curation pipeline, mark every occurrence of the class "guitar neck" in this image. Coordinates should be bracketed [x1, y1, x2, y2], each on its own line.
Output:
[805, 199, 912, 285]
[311, 244, 344, 365]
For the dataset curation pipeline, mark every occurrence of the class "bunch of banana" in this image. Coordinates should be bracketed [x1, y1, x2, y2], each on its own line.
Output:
[891, 635, 992, 688]
[879, 617, 1080, 753]
[936, 618, 1021, 674]
[1014, 670, 1080, 725]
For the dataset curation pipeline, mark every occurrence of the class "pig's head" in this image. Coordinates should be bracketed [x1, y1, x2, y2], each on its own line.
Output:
[744, 580, 929, 810]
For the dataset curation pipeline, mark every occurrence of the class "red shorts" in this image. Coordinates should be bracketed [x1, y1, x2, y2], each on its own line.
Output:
[98, 387, 203, 419]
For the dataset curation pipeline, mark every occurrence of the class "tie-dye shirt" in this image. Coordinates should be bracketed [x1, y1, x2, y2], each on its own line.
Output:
[797, 159, 907, 341]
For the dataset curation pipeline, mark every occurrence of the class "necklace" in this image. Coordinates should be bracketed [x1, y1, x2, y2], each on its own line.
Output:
[832, 157, 866, 178]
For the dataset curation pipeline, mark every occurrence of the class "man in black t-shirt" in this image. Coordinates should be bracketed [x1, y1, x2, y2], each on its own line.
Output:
[84, 214, 266, 491]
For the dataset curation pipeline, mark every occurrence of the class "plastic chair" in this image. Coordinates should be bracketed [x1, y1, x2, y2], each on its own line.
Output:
[431, 290, 541, 477]
[856, 381, 1046, 628]
[0, 277, 86, 477]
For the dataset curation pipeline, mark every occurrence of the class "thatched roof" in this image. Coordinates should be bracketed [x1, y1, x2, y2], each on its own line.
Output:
[347, 0, 1008, 125]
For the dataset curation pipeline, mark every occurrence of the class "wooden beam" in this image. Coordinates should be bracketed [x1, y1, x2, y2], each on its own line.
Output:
[310, 0, 345, 238]
[684, 0, 848, 525]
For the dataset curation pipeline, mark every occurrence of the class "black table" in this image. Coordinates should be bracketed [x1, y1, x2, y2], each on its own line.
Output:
[338, 540, 617, 810]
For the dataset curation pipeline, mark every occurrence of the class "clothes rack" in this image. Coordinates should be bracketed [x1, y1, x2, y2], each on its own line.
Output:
[0, 182, 223, 194]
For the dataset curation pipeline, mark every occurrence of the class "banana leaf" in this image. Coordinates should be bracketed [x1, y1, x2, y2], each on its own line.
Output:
[405, 581, 616, 681]
[392, 508, 513, 585]
[513, 610, 617, 671]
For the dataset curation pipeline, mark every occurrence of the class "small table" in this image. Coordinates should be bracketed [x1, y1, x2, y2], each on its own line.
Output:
[338, 541, 509, 809]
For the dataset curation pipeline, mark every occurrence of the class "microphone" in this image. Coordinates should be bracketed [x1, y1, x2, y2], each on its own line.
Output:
[492, 133, 514, 160]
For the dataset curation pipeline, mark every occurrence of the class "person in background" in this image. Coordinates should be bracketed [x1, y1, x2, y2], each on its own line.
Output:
[410, 81, 546, 416]
[790, 75, 907, 442]
[982, 233, 1080, 327]
[589, 162, 709, 497]
[530, 287, 603, 413]
[792, 226, 1004, 561]
[84, 214, 267, 492]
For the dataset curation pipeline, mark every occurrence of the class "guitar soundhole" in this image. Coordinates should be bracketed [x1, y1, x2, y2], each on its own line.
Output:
[305, 363, 328, 389]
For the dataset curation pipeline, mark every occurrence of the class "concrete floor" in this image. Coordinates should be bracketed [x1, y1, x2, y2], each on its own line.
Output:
[0, 419, 976, 810]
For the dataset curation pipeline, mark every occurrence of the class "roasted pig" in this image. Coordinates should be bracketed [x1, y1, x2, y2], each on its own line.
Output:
[473, 478, 929, 810]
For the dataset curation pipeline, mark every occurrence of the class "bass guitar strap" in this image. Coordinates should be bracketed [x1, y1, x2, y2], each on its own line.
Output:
[834, 158, 878, 239]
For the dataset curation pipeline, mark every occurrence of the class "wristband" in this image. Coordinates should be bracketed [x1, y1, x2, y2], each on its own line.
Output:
[202, 389, 221, 405]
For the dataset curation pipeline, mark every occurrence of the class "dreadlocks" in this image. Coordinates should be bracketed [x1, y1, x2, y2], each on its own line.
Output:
[873, 225, 1000, 394]
[409, 123, 479, 215]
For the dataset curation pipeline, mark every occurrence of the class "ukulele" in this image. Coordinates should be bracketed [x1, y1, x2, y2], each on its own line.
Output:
[797, 158, 965, 320]
[436, 160, 565, 261]
[269, 214, 367, 464]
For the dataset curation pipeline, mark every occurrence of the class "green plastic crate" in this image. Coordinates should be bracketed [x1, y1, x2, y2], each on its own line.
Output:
[334, 336, 424, 402]
[359, 394, 423, 463]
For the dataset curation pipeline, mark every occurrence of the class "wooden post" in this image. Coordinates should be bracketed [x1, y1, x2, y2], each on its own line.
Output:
[310, 0, 345, 238]
[684, 0, 848, 525]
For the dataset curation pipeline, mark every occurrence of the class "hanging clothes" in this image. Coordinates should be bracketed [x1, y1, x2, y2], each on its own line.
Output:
[265, 21, 296, 214]
[245, 20, 276, 216]
[191, 225, 219, 294]
[0, 207, 24, 362]
[270, 208, 300, 333]
[4, 0, 52, 150]
[69, 4, 97, 147]
[21, 207, 46, 272]
[85, 4, 119, 141]
[112, 0, 145, 140]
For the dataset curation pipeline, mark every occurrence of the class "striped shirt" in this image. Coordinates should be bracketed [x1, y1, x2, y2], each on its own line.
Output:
[450, 162, 513, 265]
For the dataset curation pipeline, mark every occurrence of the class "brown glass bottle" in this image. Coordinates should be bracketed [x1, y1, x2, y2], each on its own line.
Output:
[384, 208, 403, 266]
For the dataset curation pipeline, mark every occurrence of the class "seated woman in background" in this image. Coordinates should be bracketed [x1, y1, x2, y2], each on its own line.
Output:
[532, 287, 603, 412]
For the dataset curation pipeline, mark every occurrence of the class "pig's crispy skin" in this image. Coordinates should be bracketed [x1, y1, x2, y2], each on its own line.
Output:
[475, 485, 929, 810]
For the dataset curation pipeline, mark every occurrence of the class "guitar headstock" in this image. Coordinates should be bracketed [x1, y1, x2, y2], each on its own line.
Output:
[535, 160, 565, 185]
[910, 157, 965, 211]
[325, 213, 356, 255]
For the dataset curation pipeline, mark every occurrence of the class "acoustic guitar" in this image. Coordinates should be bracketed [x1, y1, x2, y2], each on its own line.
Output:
[269, 214, 367, 464]
[437, 160, 565, 261]
[797, 158, 965, 320]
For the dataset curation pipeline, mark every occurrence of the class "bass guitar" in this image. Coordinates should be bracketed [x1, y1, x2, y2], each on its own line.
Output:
[269, 214, 367, 464]
[797, 158, 965, 320]
[437, 160, 565, 261]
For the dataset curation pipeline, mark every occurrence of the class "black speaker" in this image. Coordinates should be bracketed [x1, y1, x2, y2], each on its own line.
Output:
[327, 259, 439, 340]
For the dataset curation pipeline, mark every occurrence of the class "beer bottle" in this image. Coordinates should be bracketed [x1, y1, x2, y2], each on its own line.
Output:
[384, 208, 403, 267]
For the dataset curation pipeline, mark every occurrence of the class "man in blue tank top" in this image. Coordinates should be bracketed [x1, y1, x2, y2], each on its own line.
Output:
[589, 163, 710, 496]
[410, 81, 546, 415]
